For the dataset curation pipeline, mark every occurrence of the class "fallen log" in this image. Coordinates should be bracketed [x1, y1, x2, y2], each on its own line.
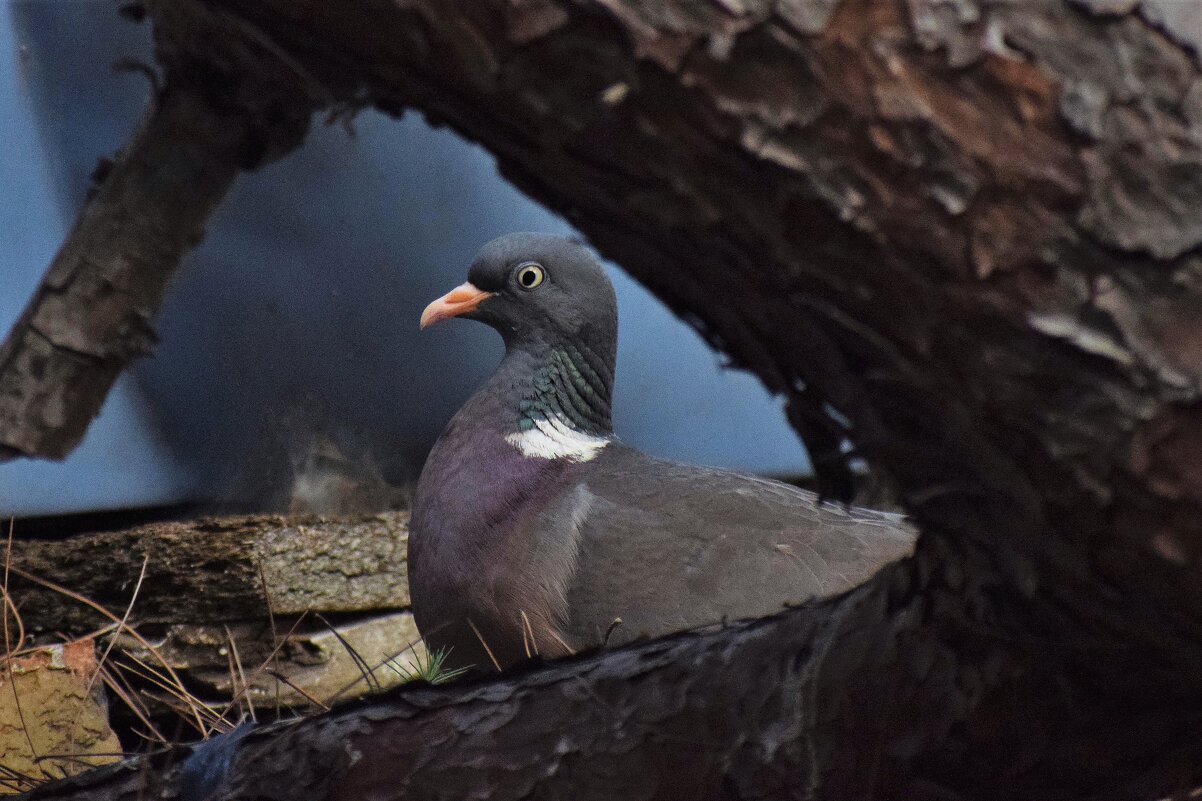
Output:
[9, 513, 421, 714]
[9, 513, 412, 633]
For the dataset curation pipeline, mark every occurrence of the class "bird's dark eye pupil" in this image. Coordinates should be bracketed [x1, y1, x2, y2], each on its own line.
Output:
[517, 263, 544, 290]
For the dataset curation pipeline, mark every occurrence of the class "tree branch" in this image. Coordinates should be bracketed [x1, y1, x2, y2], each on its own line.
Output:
[0, 90, 237, 459]
[0, 1, 316, 461]
[18, 579, 889, 801]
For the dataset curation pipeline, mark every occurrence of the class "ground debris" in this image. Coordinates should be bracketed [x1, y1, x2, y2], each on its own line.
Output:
[0, 639, 120, 794]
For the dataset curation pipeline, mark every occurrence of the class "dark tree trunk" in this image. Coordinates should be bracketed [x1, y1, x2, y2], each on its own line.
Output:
[11, 0, 1202, 798]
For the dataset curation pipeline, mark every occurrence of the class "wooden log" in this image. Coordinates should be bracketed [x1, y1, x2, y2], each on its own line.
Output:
[113, 611, 425, 711]
[9, 513, 411, 633]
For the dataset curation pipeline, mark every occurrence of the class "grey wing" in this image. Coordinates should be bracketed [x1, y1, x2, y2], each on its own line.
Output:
[553, 456, 915, 650]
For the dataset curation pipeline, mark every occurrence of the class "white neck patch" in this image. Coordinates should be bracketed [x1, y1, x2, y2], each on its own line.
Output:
[505, 416, 610, 462]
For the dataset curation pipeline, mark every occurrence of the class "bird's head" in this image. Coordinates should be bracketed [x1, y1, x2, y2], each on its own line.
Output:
[420, 233, 617, 354]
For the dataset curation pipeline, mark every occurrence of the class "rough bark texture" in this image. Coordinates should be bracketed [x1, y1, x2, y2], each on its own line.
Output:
[20, 605, 843, 801]
[12, 0, 1202, 798]
[9, 513, 411, 633]
[118, 610, 423, 709]
[9, 513, 421, 711]
[0, 8, 314, 461]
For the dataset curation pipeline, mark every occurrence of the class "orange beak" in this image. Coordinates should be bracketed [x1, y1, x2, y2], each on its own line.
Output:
[420, 282, 494, 329]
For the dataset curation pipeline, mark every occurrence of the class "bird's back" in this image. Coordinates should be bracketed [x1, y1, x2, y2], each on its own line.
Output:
[526, 443, 916, 652]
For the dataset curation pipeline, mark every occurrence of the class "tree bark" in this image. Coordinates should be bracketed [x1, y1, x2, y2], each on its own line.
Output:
[16, 581, 908, 801]
[8, 513, 425, 711]
[9, 512, 411, 633]
[0, 9, 314, 461]
[14, 0, 1202, 798]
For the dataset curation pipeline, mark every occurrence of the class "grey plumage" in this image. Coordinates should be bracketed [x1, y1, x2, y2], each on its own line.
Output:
[410, 233, 914, 674]
[552, 446, 911, 650]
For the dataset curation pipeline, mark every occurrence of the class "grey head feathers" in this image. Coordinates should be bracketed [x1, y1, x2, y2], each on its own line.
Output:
[432, 233, 619, 452]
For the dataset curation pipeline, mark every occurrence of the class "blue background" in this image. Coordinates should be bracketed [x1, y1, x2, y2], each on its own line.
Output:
[0, 1, 809, 517]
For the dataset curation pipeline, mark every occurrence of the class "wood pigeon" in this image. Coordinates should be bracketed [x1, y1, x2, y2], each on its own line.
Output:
[410, 233, 914, 673]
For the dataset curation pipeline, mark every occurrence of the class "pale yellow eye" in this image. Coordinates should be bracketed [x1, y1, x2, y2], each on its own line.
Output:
[516, 262, 546, 290]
